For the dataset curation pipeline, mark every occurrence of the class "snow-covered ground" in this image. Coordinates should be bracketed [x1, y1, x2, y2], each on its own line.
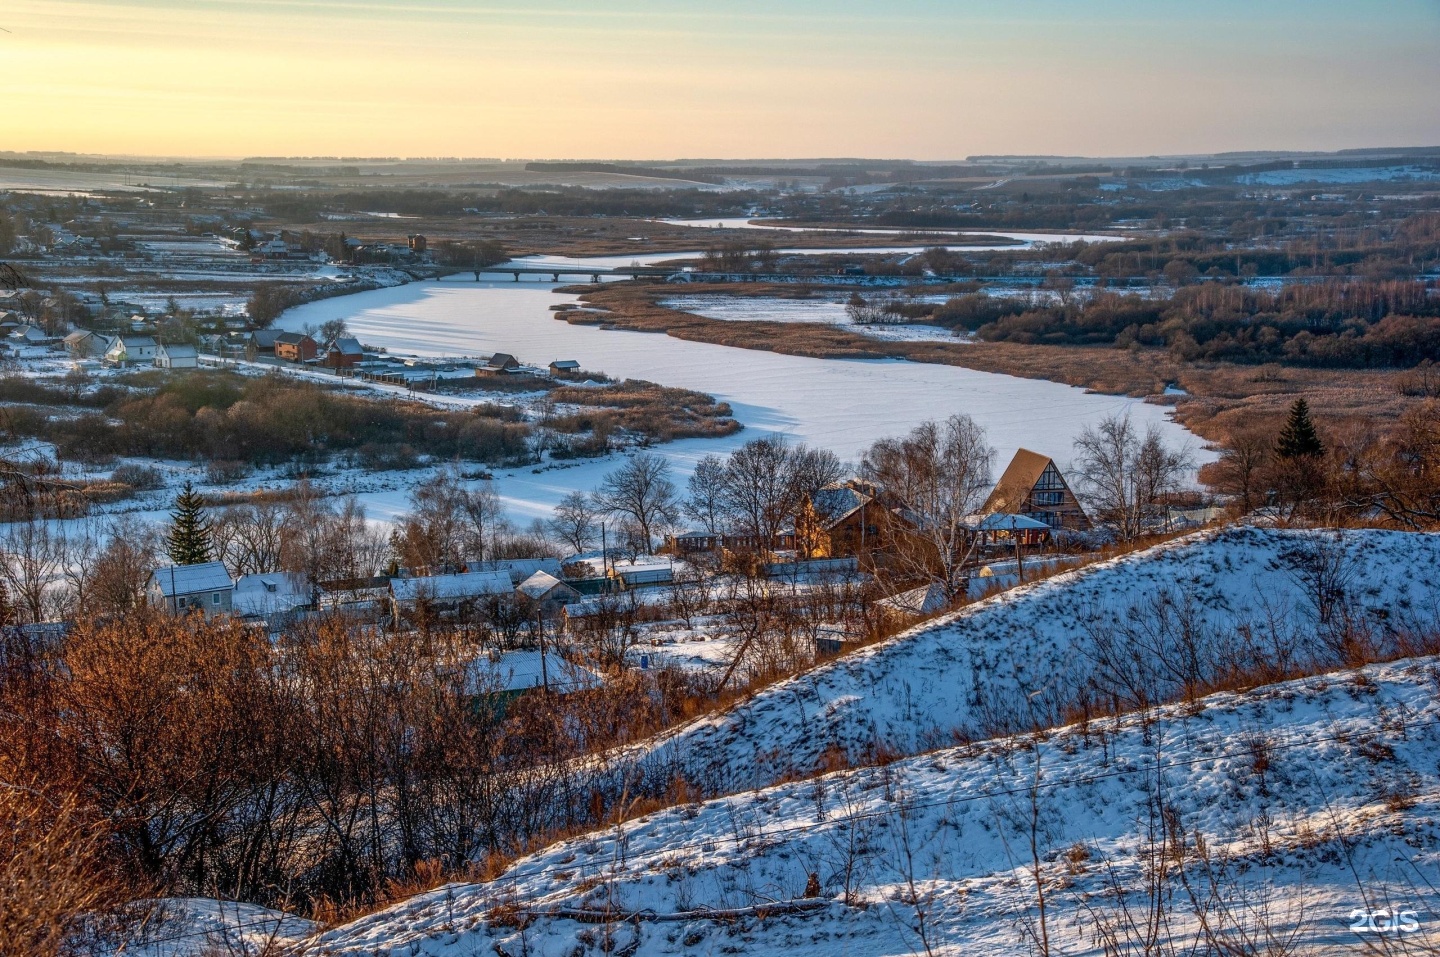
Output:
[622, 526, 1440, 793]
[303, 652, 1440, 957]
[110, 898, 315, 957]
[1238, 165, 1440, 186]
[660, 294, 967, 343]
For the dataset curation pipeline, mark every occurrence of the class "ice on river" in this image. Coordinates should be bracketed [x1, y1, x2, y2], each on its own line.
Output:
[277, 276, 1208, 522]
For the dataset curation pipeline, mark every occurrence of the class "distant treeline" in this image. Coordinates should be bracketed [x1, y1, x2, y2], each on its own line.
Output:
[900, 279, 1440, 368]
[524, 163, 725, 185]
[257, 187, 766, 221]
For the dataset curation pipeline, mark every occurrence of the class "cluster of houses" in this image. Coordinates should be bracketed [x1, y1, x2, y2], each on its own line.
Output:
[59, 330, 200, 368]
[144, 555, 674, 631]
[665, 448, 1092, 565]
[240, 330, 581, 388]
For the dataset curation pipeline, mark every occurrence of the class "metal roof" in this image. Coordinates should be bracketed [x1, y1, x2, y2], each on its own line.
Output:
[150, 561, 233, 597]
[390, 570, 513, 602]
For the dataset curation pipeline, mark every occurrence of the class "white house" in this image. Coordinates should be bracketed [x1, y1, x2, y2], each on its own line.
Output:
[147, 562, 234, 619]
[105, 335, 159, 366]
[155, 342, 199, 369]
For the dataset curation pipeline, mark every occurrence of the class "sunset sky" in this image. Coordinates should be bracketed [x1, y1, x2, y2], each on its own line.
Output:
[6, 0, 1439, 159]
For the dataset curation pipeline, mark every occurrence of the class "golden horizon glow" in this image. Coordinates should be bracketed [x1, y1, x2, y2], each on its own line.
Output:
[6, 0, 1439, 160]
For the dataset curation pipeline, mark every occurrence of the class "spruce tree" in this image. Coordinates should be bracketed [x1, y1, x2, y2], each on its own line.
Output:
[1275, 397, 1324, 459]
[167, 481, 214, 566]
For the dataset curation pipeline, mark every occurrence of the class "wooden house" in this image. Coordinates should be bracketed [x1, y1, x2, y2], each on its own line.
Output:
[324, 336, 365, 369]
[245, 329, 281, 360]
[982, 449, 1090, 531]
[273, 332, 318, 363]
[476, 352, 520, 376]
[549, 359, 581, 376]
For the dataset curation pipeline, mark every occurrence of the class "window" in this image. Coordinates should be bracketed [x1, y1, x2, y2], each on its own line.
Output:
[212, 592, 222, 604]
[1034, 491, 1063, 507]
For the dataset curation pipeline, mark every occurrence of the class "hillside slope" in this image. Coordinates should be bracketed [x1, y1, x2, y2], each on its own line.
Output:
[621, 526, 1440, 795]
[315, 654, 1440, 956]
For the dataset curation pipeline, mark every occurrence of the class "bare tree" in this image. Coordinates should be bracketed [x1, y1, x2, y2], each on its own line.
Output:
[548, 490, 598, 554]
[1073, 414, 1191, 541]
[684, 453, 728, 533]
[715, 436, 843, 557]
[593, 454, 679, 553]
[0, 518, 65, 623]
[861, 415, 995, 600]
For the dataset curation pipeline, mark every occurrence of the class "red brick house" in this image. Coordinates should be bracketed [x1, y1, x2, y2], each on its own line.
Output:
[273, 332, 318, 363]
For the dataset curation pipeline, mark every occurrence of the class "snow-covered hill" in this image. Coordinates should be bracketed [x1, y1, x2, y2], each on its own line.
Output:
[623, 526, 1440, 795]
[312, 654, 1440, 956]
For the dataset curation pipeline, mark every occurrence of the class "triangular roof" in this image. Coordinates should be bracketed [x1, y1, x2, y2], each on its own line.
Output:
[274, 331, 314, 345]
[983, 448, 1058, 513]
[328, 336, 364, 355]
[517, 569, 576, 600]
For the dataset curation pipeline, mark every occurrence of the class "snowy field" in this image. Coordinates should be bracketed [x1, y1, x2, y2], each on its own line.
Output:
[622, 526, 1440, 793]
[276, 272, 1204, 523]
[659, 293, 966, 343]
[1238, 165, 1440, 186]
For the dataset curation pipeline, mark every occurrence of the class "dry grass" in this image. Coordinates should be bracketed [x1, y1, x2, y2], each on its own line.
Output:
[577, 284, 1429, 447]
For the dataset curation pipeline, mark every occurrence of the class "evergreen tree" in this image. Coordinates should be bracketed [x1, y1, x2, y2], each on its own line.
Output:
[1275, 397, 1325, 459]
[166, 482, 214, 566]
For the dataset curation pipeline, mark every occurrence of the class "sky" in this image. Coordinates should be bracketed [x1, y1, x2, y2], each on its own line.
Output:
[5, 0, 1439, 160]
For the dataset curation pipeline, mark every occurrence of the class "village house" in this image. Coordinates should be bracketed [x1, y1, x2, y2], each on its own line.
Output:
[11, 323, 57, 346]
[462, 649, 603, 706]
[467, 557, 565, 585]
[475, 352, 520, 376]
[273, 332, 319, 363]
[105, 334, 159, 366]
[516, 569, 581, 616]
[63, 330, 106, 358]
[232, 572, 314, 630]
[154, 342, 199, 369]
[147, 562, 234, 619]
[323, 336, 365, 369]
[245, 329, 282, 360]
[982, 448, 1090, 531]
[390, 570, 514, 620]
[549, 359, 581, 376]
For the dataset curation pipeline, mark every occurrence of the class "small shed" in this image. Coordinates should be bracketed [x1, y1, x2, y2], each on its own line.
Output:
[549, 359, 581, 376]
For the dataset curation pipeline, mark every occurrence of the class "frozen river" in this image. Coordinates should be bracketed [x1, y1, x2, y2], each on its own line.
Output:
[277, 257, 1209, 524]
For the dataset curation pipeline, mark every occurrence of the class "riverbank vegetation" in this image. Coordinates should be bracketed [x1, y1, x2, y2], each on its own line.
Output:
[0, 369, 740, 473]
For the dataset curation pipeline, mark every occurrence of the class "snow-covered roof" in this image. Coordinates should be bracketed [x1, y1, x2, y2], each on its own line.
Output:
[329, 336, 364, 355]
[150, 561, 233, 597]
[466, 650, 604, 695]
[158, 342, 199, 358]
[467, 557, 563, 584]
[391, 570, 513, 602]
[550, 359, 580, 369]
[232, 572, 312, 617]
[516, 569, 573, 600]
